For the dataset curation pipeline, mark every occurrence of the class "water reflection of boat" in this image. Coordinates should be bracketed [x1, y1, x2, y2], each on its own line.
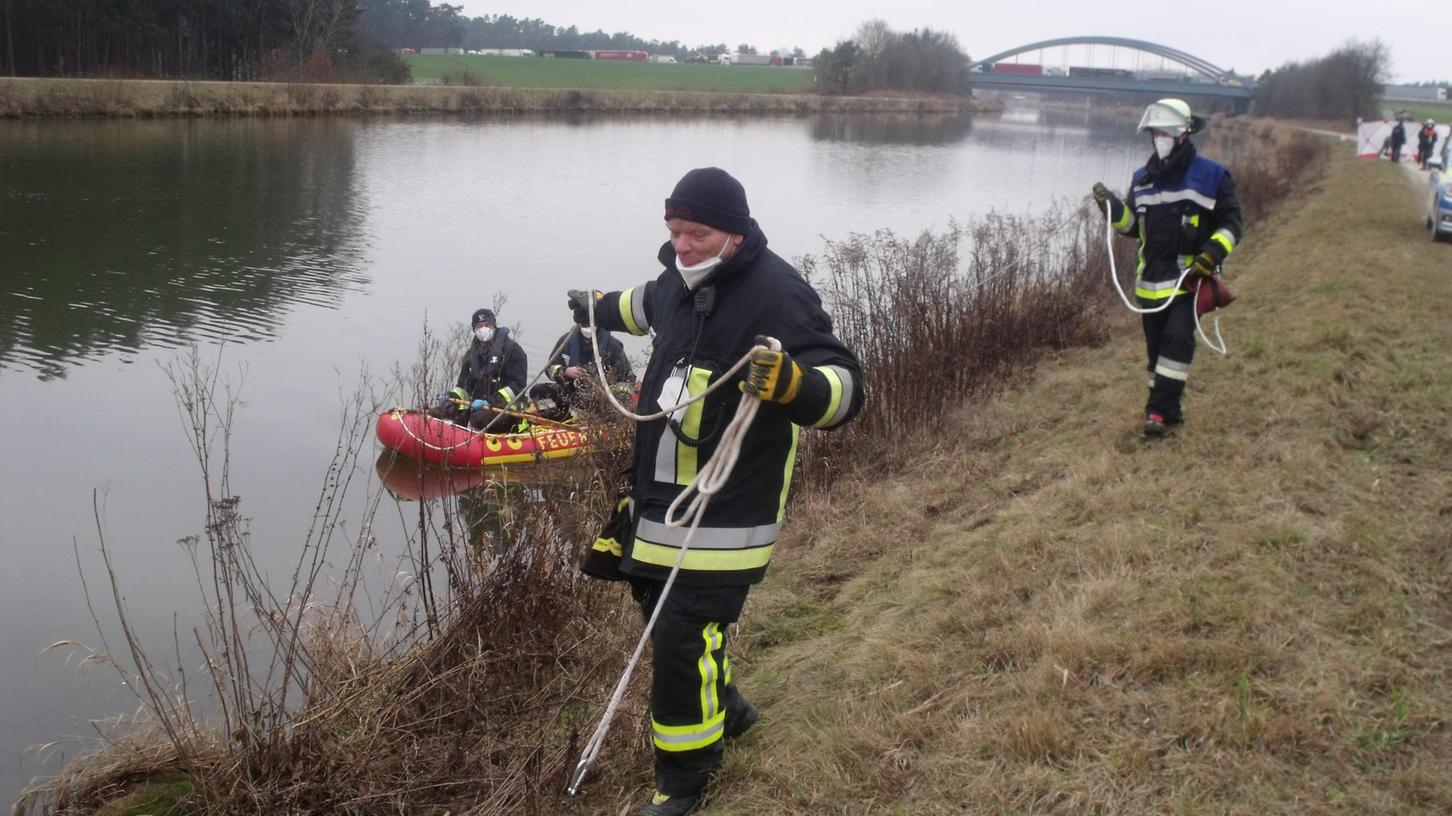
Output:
[375, 409, 592, 467]
[375, 449, 581, 501]
[376, 451, 491, 500]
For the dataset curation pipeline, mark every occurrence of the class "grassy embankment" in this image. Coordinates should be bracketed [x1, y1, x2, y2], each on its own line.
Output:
[0, 60, 967, 117]
[405, 54, 814, 94]
[705, 148, 1452, 812]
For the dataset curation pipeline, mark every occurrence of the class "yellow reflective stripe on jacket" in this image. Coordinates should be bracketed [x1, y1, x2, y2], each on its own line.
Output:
[777, 424, 799, 523]
[652, 711, 726, 752]
[675, 367, 713, 484]
[630, 539, 775, 572]
[618, 287, 647, 335]
[811, 365, 855, 428]
[1113, 203, 1133, 232]
[1210, 228, 1236, 256]
[496, 386, 516, 404]
[1134, 284, 1190, 300]
[591, 536, 623, 556]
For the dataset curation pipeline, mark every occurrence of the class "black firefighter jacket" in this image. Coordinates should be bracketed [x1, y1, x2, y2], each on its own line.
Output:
[590, 223, 864, 587]
[455, 328, 528, 407]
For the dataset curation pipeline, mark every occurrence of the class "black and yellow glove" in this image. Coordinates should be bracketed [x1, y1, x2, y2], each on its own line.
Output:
[743, 338, 803, 404]
[1190, 250, 1218, 278]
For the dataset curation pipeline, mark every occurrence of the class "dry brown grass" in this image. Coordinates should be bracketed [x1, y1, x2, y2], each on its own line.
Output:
[0, 77, 973, 118]
[707, 143, 1452, 814]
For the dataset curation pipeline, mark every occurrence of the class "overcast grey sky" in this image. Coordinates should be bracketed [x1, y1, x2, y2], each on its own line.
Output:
[453, 0, 1443, 83]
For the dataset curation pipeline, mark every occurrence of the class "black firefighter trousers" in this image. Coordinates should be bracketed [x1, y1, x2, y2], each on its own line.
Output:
[628, 576, 751, 796]
[1142, 292, 1196, 422]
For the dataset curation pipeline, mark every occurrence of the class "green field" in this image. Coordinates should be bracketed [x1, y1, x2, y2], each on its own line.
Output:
[404, 54, 815, 93]
[1394, 98, 1452, 123]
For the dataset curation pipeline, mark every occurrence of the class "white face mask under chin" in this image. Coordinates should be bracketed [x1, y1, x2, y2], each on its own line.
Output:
[676, 236, 734, 290]
[474, 326, 495, 343]
[1154, 135, 1177, 160]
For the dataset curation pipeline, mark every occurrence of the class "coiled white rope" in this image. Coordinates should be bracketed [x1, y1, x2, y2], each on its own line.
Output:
[1101, 199, 1227, 355]
[567, 290, 773, 795]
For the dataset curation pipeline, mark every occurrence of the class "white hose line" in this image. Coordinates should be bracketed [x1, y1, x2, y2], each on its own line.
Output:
[1101, 200, 1227, 355]
[567, 294, 775, 795]
[1103, 200, 1191, 315]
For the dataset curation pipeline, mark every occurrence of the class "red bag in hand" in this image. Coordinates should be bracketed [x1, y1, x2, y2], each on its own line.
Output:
[1194, 273, 1236, 316]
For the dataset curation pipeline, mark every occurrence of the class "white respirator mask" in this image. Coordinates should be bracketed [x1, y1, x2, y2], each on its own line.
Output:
[1154, 134, 1176, 160]
[579, 327, 595, 340]
[474, 326, 495, 343]
[676, 236, 734, 290]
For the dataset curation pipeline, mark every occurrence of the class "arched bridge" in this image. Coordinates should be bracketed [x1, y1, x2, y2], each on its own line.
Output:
[969, 36, 1252, 108]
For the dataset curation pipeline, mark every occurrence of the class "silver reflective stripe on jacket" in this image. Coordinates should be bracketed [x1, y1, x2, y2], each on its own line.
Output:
[635, 517, 781, 550]
[1133, 188, 1217, 210]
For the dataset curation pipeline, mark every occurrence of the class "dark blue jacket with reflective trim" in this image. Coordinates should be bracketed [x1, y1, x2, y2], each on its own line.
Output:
[591, 222, 864, 586]
[1110, 142, 1244, 300]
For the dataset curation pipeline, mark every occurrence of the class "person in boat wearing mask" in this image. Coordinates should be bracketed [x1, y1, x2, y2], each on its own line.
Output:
[1091, 98, 1244, 437]
[565, 167, 864, 815]
[536, 324, 636, 416]
[430, 307, 528, 431]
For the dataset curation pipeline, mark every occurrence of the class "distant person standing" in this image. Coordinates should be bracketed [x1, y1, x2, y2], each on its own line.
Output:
[1390, 118, 1407, 163]
[1418, 119, 1438, 168]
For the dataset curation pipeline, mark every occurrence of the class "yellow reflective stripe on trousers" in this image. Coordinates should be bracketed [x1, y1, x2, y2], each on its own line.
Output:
[698, 623, 723, 723]
[630, 539, 775, 572]
[652, 711, 726, 751]
[675, 367, 712, 484]
[1154, 356, 1191, 381]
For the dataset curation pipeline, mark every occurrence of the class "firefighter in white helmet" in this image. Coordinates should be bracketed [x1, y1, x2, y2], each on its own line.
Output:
[1091, 99, 1244, 436]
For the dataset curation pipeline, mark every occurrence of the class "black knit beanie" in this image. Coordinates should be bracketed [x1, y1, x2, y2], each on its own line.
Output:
[663, 167, 752, 235]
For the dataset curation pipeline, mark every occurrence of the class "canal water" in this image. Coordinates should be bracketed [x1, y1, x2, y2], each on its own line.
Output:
[0, 107, 1147, 802]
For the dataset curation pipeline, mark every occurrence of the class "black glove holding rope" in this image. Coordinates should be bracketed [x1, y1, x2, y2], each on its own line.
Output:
[567, 289, 599, 326]
[1092, 182, 1121, 214]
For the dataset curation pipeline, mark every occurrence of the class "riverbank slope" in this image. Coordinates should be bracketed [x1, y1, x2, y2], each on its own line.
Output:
[699, 150, 1452, 813]
[0, 77, 975, 117]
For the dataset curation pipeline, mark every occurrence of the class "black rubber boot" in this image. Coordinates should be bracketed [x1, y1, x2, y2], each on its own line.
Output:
[1143, 412, 1170, 437]
[636, 790, 701, 816]
[724, 695, 758, 740]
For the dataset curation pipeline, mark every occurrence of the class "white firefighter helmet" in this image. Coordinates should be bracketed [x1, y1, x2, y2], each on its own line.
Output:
[1137, 98, 1205, 136]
